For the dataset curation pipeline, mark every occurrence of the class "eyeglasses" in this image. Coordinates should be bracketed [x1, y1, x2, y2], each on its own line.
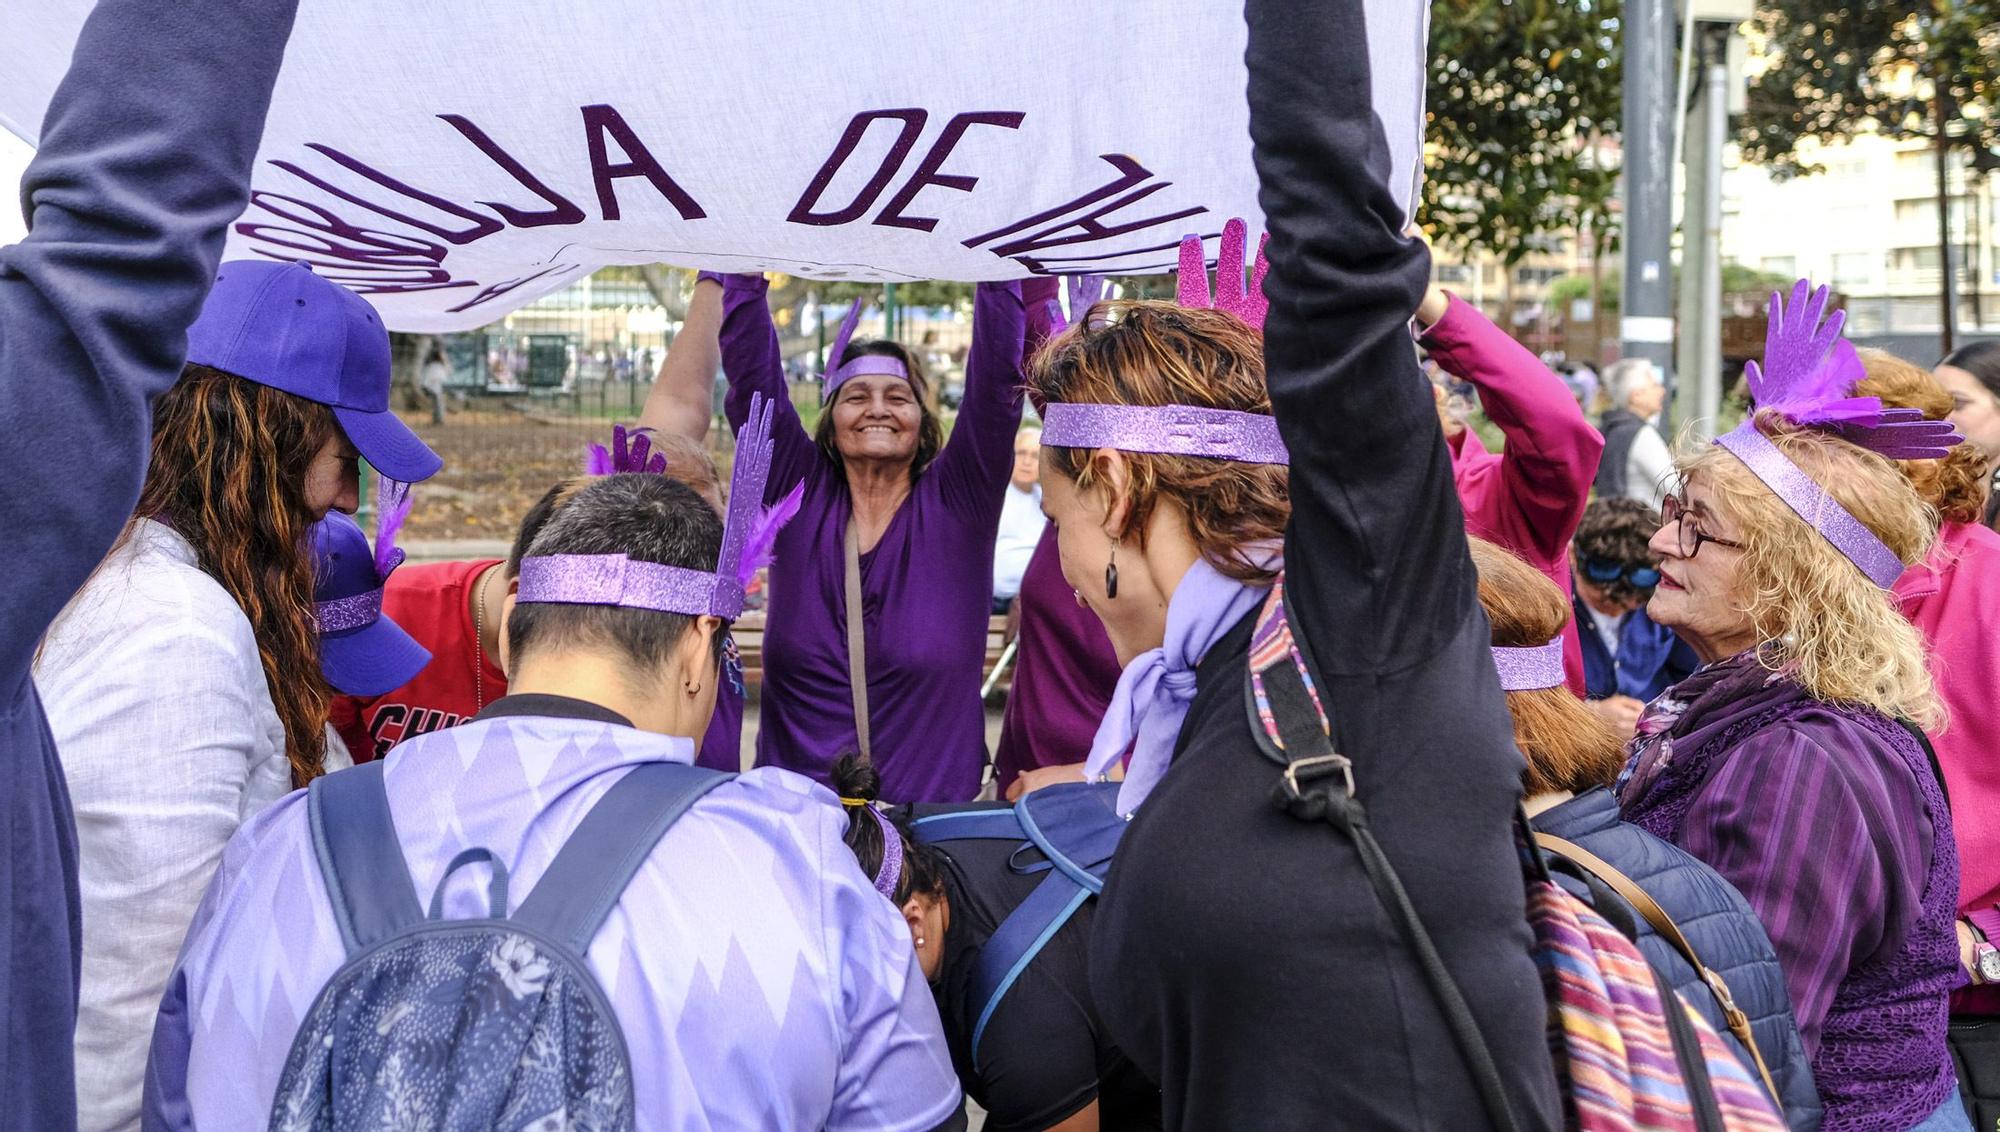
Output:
[1580, 556, 1662, 590]
[1660, 492, 1745, 560]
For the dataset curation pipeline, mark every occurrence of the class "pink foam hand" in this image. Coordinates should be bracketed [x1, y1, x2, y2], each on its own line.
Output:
[372, 478, 413, 579]
[1745, 280, 1863, 414]
[737, 479, 804, 586]
[1175, 218, 1269, 330]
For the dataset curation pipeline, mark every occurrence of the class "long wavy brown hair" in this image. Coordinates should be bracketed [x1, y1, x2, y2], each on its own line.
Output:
[134, 364, 338, 786]
[1025, 301, 1289, 584]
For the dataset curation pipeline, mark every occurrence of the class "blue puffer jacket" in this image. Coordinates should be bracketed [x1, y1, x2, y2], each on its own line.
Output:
[1535, 787, 1822, 1130]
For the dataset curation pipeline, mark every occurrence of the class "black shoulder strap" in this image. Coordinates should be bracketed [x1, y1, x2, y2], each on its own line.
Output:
[1898, 718, 1950, 807]
[1243, 582, 1521, 1132]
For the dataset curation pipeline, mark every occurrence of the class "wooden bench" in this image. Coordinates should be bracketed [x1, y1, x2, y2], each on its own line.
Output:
[732, 611, 1014, 693]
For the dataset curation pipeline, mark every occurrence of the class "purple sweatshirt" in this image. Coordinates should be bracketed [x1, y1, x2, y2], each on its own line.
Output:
[717, 277, 1025, 802]
[992, 525, 1121, 791]
[1618, 651, 1960, 1130]
[0, 0, 297, 1125]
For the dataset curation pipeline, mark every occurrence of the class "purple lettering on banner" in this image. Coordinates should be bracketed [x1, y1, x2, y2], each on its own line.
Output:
[874, 110, 1025, 232]
[581, 104, 706, 221]
[447, 263, 578, 314]
[987, 184, 1203, 258]
[438, 113, 588, 228]
[786, 109, 928, 227]
[962, 154, 1155, 249]
[272, 145, 502, 245]
[1010, 236, 1191, 276]
[236, 192, 478, 295]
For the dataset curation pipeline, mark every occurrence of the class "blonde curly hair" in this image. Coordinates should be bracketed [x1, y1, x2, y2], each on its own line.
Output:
[1679, 413, 1942, 726]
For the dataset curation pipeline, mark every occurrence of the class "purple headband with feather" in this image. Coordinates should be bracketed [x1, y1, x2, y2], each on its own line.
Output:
[1491, 640, 1565, 691]
[823, 299, 909, 396]
[518, 392, 805, 618]
[1038, 220, 1287, 466]
[1711, 281, 1962, 589]
[316, 478, 413, 632]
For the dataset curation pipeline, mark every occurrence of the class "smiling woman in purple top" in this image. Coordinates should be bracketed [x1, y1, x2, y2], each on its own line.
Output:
[1617, 285, 1968, 1130]
[708, 272, 1025, 802]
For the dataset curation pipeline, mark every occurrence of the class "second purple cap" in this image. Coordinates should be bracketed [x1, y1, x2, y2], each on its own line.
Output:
[187, 260, 443, 483]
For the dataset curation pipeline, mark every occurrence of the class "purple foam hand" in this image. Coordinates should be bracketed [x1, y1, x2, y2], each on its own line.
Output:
[717, 393, 780, 586]
[1034, 274, 1111, 336]
[1176, 218, 1269, 330]
[1744, 280, 1864, 416]
[372, 478, 413, 579]
[1827, 407, 1966, 460]
[586, 424, 669, 476]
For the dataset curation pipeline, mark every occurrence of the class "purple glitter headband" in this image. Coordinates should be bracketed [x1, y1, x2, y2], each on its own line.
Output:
[1040, 402, 1289, 465]
[1709, 280, 1960, 589]
[824, 299, 909, 396]
[316, 589, 385, 633]
[1491, 640, 1566, 692]
[1715, 423, 1906, 589]
[863, 805, 904, 901]
[518, 392, 803, 619]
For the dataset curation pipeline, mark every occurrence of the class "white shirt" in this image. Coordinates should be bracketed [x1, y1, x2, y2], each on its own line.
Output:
[1586, 603, 1624, 661]
[993, 481, 1045, 601]
[1622, 420, 1674, 512]
[34, 518, 290, 1132]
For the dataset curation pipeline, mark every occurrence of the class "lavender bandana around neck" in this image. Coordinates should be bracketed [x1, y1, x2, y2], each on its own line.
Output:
[1714, 421, 1905, 589]
[1491, 639, 1565, 691]
[1086, 556, 1275, 817]
[1041, 402, 1289, 465]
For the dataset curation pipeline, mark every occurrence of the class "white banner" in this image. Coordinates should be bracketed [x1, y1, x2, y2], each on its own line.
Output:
[1, 2, 1427, 332]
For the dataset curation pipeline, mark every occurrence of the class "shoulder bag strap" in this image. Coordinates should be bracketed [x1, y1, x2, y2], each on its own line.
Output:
[1535, 832, 1782, 1106]
[1245, 583, 1521, 1132]
[844, 517, 873, 764]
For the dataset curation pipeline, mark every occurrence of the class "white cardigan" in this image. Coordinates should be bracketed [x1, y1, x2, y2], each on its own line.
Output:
[34, 518, 290, 1132]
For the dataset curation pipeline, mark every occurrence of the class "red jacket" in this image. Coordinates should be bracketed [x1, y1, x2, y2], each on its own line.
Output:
[1422, 295, 1603, 694]
[1895, 519, 2000, 1011]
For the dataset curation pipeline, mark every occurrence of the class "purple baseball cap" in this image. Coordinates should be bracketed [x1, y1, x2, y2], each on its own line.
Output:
[187, 260, 443, 483]
[311, 512, 431, 697]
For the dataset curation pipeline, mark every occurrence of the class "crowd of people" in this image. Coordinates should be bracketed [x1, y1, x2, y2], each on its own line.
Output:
[6, 0, 2000, 1130]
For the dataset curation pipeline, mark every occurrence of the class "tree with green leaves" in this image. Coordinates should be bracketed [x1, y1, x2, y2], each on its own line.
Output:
[1423, 0, 1625, 274]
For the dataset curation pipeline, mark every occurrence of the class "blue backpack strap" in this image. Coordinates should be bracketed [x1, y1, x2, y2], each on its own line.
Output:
[308, 761, 425, 955]
[965, 870, 1093, 1071]
[908, 808, 1025, 844]
[511, 761, 731, 955]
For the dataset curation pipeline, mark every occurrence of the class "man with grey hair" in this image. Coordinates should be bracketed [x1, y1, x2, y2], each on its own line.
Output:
[1595, 357, 1673, 510]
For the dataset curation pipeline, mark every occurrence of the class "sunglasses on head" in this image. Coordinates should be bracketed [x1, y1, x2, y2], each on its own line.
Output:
[1581, 556, 1662, 589]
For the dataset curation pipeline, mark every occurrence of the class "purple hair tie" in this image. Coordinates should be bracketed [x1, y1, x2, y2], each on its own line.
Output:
[1715, 422, 1906, 589]
[518, 392, 803, 618]
[1041, 402, 1289, 465]
[1491, 640, 1566, 691]
[864, 805, 904, 900]
[823, 299, 909, 396]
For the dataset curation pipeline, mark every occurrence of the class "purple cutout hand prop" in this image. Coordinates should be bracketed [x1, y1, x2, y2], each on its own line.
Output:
[1041, 274, 1111, 335]
[1177, 217, 1269, 330]
[1745, 280, 1961, 459]
[585, 424, 670, 477]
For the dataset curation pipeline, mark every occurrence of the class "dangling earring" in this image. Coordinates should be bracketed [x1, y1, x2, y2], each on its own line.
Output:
[1104, 544, 1119, 600]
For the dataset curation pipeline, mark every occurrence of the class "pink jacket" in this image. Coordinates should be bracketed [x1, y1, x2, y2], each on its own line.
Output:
[1895, 519, 2000, 1010]
[1422, 295, 1604, 694]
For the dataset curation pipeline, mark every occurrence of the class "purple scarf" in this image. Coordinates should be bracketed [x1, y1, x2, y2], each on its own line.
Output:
[1085, 557, 1271, 817]
[1613, 646, 1799, 818]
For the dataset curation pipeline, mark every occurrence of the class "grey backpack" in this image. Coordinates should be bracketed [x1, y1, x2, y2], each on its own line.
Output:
[269, 759, 728, 1132]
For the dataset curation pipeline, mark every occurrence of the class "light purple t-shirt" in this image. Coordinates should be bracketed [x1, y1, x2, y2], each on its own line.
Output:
[719, 278, 1025, 803]
[143, 709, 962, 1131]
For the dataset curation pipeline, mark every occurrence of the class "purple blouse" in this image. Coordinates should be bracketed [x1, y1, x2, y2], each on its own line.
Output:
[718, 276, 1025, 802]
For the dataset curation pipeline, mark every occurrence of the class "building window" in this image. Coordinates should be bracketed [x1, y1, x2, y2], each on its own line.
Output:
[1761, 256, 1797, 277]
[1832, 252, 1876, 287]
[1893, 247, 1942, 271]
[1435, 264, 1471, 283]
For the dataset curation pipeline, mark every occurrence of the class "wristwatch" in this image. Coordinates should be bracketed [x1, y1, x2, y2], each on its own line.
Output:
[1970, 909, 2000, 983]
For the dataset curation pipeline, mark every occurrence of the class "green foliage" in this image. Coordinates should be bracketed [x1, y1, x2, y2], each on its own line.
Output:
[1739, 2, 2000, 176]
[1425, 0, 1624, 265]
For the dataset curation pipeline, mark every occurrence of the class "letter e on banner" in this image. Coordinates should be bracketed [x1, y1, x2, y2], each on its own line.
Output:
[875, 110, 1024, 232]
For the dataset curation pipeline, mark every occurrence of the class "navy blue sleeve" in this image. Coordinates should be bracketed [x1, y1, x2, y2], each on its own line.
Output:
[0, 0, 300, 696]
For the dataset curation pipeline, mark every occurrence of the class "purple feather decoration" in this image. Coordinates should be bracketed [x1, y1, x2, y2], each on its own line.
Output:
[737, 480, 804, 586]
[372, 478, 413, 579]
[1744, 279, 1963, 458]
[583, 442, 614, 476]
[825, 298, 866, 377]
